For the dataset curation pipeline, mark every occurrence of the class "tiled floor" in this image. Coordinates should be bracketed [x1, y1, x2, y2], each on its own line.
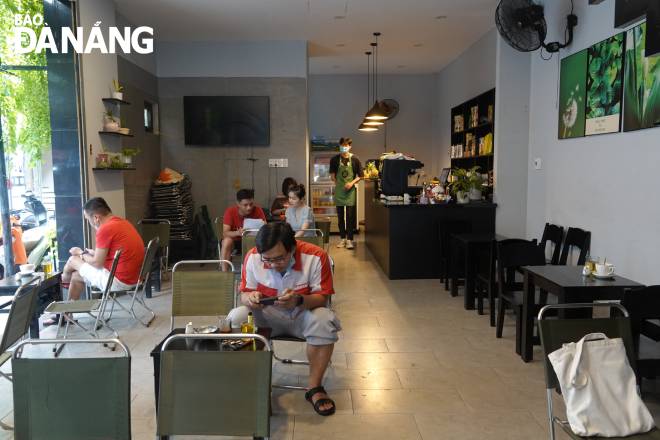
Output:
[1, 237, 659, 439]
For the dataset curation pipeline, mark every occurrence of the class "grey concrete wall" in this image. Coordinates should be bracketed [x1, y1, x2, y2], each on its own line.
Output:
[158, 77, 308, 220]
[117, 57, 161, 225]
[309, 74, 436, 175]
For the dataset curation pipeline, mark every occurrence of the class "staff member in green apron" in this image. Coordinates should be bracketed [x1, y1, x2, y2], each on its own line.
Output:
[329, 137, 362, 250]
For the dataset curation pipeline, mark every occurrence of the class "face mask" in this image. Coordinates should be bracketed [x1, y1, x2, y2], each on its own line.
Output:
[340, 146, 350, 153]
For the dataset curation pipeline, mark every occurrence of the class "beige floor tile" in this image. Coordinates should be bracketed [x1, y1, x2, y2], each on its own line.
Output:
[292, 414, 421, 440]
[323, 367, 402, 390]
[415, 411, 546, 440]
[347, 352, 439, 370]
[333, 338, 388, 353]
[352, 388, 467, 414]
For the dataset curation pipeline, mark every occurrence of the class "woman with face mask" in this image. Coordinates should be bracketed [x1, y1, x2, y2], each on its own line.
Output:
[329, 137, 362, 250]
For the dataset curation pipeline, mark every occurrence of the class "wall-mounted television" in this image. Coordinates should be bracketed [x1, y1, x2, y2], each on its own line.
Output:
[184, 96, 270, 146]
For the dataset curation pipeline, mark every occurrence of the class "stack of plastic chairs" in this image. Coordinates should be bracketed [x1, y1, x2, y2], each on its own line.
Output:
[149, 173, 195, 240]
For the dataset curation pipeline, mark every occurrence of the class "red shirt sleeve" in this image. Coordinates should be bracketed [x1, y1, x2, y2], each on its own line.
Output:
[223, 207, 235, 229]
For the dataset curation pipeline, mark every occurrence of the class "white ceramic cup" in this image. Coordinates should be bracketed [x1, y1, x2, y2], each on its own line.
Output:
[595, 263, 615, 276]
[19, 264, 35, 273]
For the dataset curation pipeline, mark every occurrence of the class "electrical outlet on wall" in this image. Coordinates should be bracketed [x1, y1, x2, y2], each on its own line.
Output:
[268, 159, 288, 168]
[533, 158, 542, 170]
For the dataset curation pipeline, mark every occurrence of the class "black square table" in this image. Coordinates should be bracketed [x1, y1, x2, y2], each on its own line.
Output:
[450, 233, 509, 310]
[520, 265, 643, 362]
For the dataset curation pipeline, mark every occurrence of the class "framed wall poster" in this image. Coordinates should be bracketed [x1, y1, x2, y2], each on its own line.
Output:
[585, 33, 626, 136]
[558, 49, 588, 139]
[624, 22, 660, 131]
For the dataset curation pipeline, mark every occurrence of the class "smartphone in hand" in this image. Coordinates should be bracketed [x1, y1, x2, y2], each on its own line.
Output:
[258, 296, 277, 306]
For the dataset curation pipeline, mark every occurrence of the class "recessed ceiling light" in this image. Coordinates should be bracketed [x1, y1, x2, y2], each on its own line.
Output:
[413, 43, 423, 48]
[435, 15, 448, 20]
[334, 15, 345, 20]
[336, 43, 346, 47]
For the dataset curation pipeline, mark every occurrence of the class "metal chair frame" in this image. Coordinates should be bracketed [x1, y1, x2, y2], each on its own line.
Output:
[104, 238, 159, 327]
[170, 260, 235, 331]
[0, 280, 40, 431]
[537, 302, 643, 440]
[45, 250, 121, 357]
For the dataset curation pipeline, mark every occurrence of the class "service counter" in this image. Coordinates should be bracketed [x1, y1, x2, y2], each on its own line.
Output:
[364, 180, 496, 279]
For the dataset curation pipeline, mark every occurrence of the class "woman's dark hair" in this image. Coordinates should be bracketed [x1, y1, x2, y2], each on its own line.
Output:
[339, 137, 352, 146]
[281, 177, 297, 196]
[236, 188, 255, 202]
[256, 222, 296, 254]
[287, 183, 306, 200]
[83, 197, 112, 215]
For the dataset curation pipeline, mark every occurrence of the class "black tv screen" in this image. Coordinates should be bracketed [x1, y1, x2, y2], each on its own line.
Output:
[184, 96, 270, 146]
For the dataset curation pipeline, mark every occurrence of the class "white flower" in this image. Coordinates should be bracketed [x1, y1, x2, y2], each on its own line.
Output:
[562, 98, 578, 128]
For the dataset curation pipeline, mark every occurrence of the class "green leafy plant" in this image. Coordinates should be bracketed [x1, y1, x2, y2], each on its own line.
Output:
[586, 34, 624, 119]
[104, 109, 117, 121]
[449, 166, 484, 194]
[121, 147, 140, 157]
[112, 79, 123, 93]
[623, 22, 660, 131]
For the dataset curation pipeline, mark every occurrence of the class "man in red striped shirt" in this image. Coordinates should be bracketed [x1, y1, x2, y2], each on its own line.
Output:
[227, 222, 340, 416]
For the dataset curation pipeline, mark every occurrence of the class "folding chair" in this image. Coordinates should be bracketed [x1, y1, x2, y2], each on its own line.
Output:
[12, 338, 131, 439]
[104, 238, 159, 327]
[538, 302, 660, 440]
[241, 228, 261, 257]
[315, 218, 331, 251]
[0, 281, 40, 431]
[138, 218, 171, 273]
[45, 251, 121, 356]
[157, 333, 272, 440]
[170, 260, 236, 330]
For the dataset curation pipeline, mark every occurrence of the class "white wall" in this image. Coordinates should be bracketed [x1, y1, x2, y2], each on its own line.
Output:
[116, 11, 157, 76]
[156, 41, 308, 78]
[309, 74, 436, 175]
[78, 0, 125, 217]
[527, 0, 660, 284]
[494, 36, 531, 238]
[432, 29, 497, 174]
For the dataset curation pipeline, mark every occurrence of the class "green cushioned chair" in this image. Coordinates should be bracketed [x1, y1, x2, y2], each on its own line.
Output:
[170, 260, 236, 330]
[138, 219, 171, 273]
[0, 281, 40, 431]
[241, 229, 260, 258]
[295, 228, 324, 248]
[314, 219, 331, 251]
[12, 338, 131, 440]
[157, 333, 272, 439]
[538, 302, 660, 440]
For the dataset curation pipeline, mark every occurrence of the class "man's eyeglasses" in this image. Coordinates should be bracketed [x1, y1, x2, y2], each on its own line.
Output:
[261, 253, 289, 264]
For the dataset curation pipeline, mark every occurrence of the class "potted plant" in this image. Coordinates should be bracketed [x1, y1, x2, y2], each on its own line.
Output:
[449, 166, 484, 204]
[103, 110, 120, 132]
[96, 145, 109, 168]
[109, 153, 123, 169]
[112, 79, 124, 100]
[121, 147, 140, 167]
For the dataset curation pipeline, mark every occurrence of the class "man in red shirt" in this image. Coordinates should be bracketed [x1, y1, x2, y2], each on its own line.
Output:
[62, 197, 145, 300]
[220, 188, 267, 268]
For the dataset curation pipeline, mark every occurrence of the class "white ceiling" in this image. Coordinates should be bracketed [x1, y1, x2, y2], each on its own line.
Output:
[113, 0, 499, 74]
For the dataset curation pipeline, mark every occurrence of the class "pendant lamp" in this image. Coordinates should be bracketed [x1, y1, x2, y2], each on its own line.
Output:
[358, 50, 379, 132]
[364, 33, 389, 121]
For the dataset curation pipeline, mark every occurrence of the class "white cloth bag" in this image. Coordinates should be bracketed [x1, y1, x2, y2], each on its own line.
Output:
[548, 333, 655, 437]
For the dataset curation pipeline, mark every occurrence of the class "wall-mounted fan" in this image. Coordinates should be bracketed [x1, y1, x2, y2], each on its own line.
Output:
[495, 0, 578, 53]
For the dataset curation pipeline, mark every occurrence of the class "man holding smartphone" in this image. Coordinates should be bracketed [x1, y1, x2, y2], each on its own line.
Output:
[227, 222, 340, 416]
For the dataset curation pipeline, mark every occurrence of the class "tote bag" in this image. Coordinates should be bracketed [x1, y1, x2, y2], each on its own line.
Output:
[548, 333, 655, 437]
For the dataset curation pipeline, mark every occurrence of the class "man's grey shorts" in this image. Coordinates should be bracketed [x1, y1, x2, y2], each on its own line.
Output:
[227, 305, 341, 346]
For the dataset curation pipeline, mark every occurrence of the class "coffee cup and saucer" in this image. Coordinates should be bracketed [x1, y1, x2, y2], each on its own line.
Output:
[18, 263, 36, 277]
[592, 262, 615, 279]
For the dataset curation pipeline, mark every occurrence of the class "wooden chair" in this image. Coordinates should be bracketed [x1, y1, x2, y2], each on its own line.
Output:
[558, 227, 590, 266]
[540, 223, 564, 265]
[439, 221, 472, 291]
[496, 239, 545, 354]
[622, 286, 660, 391]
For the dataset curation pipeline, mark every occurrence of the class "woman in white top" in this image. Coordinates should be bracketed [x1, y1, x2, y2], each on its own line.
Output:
[285, 184, 315, 237]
